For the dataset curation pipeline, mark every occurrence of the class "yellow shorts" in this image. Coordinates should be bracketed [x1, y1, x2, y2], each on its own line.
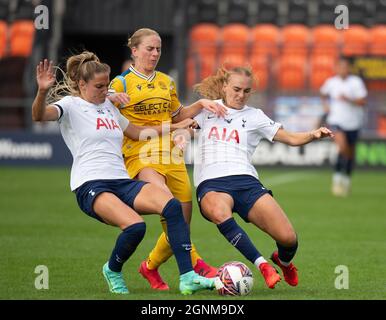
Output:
[124, 158, 192, 203]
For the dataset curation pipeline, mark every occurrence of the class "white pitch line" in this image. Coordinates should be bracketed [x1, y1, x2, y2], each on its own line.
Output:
[262, 172, 316, 187]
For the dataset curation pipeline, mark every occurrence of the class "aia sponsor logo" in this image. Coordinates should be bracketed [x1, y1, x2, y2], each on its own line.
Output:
[96, 118, 120, 130]
[208, 127, 240, 144]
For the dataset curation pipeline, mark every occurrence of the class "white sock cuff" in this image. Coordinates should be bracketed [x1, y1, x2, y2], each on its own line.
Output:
[254, 256, 267, 268]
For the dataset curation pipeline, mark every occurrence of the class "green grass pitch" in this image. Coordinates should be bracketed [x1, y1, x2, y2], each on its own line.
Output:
[0, 166, 385, 300]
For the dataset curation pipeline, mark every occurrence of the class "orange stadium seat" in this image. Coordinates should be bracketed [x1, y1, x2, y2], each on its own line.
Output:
[189, 23, 220, 59]
[369, 25, 386, 55]
[186, 55, 217, 87]
[250, 24, 280, 59]
[0, 20, 7, 58]
[309, 54, 336, 91]
[311, 25, 341, 58]
[277, 54, 307, 90]
[9, 20, 35, 57]
[220, 23, 250, 58]
[250, 54, 269, 91]
[378, 115, 386, 137]
[281, 24, 310, 56]
[187, 23, 220, 86]
[341, 25, 369, 56]
[218, 54, 248, 70]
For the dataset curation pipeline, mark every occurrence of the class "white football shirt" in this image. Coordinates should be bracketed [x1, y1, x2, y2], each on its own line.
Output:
[193, 99, 282, 187]
[53, 96, 130, 191]
[320, 75, 367, 130]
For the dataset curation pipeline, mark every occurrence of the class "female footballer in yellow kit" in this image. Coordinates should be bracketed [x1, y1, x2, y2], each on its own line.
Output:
[109, 28, 227, 290]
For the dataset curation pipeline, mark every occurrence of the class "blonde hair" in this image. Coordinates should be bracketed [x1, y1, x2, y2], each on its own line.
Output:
[48, 51, 110, 103]
[127, 28, 161, 50]
[194, 66, 256, 100]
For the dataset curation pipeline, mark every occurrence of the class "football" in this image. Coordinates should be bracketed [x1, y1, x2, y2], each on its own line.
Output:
[214, 261, 254, 296]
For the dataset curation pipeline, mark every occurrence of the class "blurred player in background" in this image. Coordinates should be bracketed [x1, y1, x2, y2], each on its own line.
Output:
[108, 28, 226, 290]
[121, 58, 134, 72]
[191, 66, 333, 289]
[31, 51, 215, 295]
[320, 58, 367, 197]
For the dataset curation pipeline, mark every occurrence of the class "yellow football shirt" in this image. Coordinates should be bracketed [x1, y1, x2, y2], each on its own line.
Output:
[109, 65, 183, 165]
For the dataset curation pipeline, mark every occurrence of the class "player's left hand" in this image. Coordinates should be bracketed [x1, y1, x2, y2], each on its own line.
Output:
[108, 93, 130, 105]
[200, 99, 228, 118]
[311, 127, 334, 139]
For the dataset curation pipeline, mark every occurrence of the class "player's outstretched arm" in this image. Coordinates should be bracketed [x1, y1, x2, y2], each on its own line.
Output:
[123, 118, 197, 141]
[32, 59, 59, 122]
[273, 127, 334, 146]
[172, 99, 227, 122]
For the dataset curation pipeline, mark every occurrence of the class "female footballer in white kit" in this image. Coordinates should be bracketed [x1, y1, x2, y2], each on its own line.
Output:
[320, 58, 367, 197]
[191, 66, 333, 289]
[31, 51, 215, 295]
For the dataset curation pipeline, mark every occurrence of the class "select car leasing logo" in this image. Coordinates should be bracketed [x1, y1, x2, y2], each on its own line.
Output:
[0, 139, 52, 159]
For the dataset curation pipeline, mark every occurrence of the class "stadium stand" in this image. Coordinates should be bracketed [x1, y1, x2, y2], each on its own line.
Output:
[277, 54, 307, 90]
[256, 0, 279, 24]
[219, 23, 250, 63]
[369, 25, 386, 55]
[192, 0, 220, 25]
[250, 54, 269, 91]
[0, 20, 7, 58]
[9, 19, 35, 57]
[373, 0, 386, 24]
[226, 0, 249, 24]
[250, 24, 280, 59]
[347, 0, 369, 25]
[341, 24, 369, 56]
[316, 0, 339, 25]
[286, 0, 309, 24]
[311, 25, 341, 59]
[281, 24, 310, 56]
[309, 53, 336, 91]
[186, 23, 220, 86]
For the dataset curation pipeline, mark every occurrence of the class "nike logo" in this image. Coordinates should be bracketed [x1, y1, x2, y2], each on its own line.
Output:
[182, 244, 192, 251]
[230, 233, 242, 246]
[207, 115, 216, 119]
[89, 190, 95, 196]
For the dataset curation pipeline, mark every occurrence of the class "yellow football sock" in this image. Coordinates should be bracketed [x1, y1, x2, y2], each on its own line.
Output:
[146, 216, 203, 270]
[146, 232, 173, 270]
[190, 243, 202, 267]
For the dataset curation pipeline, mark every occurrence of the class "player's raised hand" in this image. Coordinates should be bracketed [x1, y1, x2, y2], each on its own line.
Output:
[311, 127, 334, 139]
[108, 92, 131, 105]
[36, 59, 55, 91]
[200, 99, 228, 118]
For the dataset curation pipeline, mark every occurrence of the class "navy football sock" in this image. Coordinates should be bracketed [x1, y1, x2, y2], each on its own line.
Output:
[335, 153, 346, 173]
[276, 240, 298, 264]
[162, 198, 193, 275]
[345, 158, 354, 176]
[217, 218, 261, 263]
[108, 222, 146, 272]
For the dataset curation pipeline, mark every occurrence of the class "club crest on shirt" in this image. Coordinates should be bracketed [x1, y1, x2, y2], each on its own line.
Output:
[158, 81, 167, 90]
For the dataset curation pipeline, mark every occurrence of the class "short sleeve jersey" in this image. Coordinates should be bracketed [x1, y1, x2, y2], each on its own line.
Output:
[109, 65, 182, 162]
[193, 99, 282, 187]
[54, 96, 130, 191]
[320, 75, 367, 130]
